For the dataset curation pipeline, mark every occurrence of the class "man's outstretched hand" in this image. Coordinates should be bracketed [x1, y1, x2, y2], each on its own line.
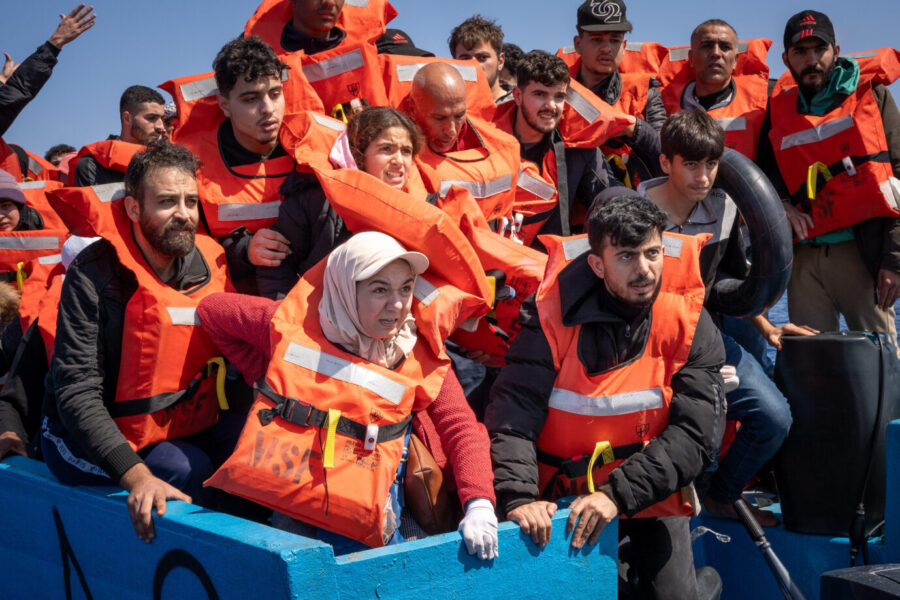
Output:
[48, 5, 96, 49]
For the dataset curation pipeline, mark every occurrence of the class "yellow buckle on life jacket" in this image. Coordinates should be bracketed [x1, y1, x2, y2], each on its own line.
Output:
[586, 441, 615, 494]
[322, 408, 341, 469]
[15, 262, 26, 291]
[606, 153, 632, 189]
[806, 161, 833, 200]
[330, 98, 367, 124]
[486, 274, 497, 318]
[206, 356, 229, 410]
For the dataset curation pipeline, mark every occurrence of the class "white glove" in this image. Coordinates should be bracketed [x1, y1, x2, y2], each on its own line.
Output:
[458, 498, 499, 560]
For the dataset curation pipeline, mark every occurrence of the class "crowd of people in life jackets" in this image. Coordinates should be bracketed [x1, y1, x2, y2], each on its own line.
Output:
[1, 0, 899, 597]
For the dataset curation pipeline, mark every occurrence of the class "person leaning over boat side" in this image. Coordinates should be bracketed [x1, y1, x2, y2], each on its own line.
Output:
[41, 143, 245, 543]
[485, 195, 724, 599]
[70, 85, 166, 187]
[256, 106, 423, 299]
[757, 11, 900, 348]
[199, 232, 498, 558]
[448, 15, 509, 104]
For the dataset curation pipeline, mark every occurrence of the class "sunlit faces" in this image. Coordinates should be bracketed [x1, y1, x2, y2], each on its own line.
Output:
[129, 166, 199, 258]
[514, 80, 567, 141]
[689, 25, 738, 93]
[411, 90, 467, 154]
[573, 31, 627, 78]
[218, 76, 285, 156]
[355, 259, 416, 339]
[587, 230, 664, 308]
[454, 40, 504, 89]
[783, 37, 839, 97]
[123, 102, 166, 145]
[0, 200, 20, 232]
[660, 154, 719, 204]
[361, 126, 414, 189]
[292, 0, 345, 38]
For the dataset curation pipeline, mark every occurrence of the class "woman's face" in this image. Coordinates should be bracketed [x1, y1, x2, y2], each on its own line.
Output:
[355, 259, 415, 339]
[361, 126, 414, 189]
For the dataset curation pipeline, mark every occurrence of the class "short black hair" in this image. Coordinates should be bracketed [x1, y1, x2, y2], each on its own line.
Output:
[213, 36, 288, 97]
[448, 15, 503, 57]
[119, 85, 165, 115]
[660, 109, 725, 162]
[690, 19, 737, 46]
[44, 144, 75, 163]
[502, 43, 524, 72]
[587, 195, 667, 254]
[125, 142, 199, 206]
[516, 50, 570, 89]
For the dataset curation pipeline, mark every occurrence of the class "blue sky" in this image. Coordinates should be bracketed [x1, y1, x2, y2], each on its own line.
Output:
[3, 0, 898, 156]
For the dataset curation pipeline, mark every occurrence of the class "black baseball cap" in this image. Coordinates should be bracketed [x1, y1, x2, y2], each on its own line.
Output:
[783, 10, 835, 50]
[577, 0, 633, 33]
[376, 29, 434, 57]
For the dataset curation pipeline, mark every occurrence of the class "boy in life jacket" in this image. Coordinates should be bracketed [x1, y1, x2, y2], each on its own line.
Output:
[757, 10, 900, 348]
[639, 110, 815, 526]
[448, 15, 509, 105]
[493, 50, 627, 249]
[42, 144, 242, 543]
[486, 195, 725, 599]
[70, 85, 166, 186]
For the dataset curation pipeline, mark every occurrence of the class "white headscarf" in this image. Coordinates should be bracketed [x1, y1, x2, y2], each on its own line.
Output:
[319, 232, 429, 367]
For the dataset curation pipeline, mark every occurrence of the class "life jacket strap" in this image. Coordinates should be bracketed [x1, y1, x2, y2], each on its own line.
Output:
[254, 379, 413, 444]
[537, 443, 643, 500]
[790, 151, 891, 211]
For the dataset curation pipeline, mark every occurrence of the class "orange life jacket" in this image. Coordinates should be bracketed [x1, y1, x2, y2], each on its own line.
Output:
[312, 166, 492, 354]
[0, 228, 67, 292]
[0, 138, 23, 181]
[18, 259, 64, 364]
[18, 147, 59, 182]
[244, 0, 398, 50]
[47, 183, 231, 451]
[415, 116, 521, 223]
[768, 48, 900, 238]
[20, 180, 68, 231]
[206, 253, 448, 548]
[381, 54, 497, 122]
[68, 140, 145, 186]
[159, 72, 308, 237]
[534, 231, 706, 518]
[658, 39, 771, 161]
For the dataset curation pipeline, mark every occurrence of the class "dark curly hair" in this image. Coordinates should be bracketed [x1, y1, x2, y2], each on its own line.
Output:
[213, 36, 288, 97]
[516, 50, 570, 89]
[125, 141, 199, 206]
[448, 15, 503, 56]
[660, 109, 724, 162]
[347, 107, 422, 171]
[587, 195, 667, 253]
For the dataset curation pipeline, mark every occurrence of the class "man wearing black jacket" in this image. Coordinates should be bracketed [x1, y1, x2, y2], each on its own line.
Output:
[486, 193, 724, 599]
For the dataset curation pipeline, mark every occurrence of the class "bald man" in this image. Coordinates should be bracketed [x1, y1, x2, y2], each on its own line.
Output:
[405, 63, 521, 224]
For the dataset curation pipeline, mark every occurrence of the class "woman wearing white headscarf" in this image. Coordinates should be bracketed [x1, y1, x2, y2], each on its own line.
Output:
[198, 232, 498, 559]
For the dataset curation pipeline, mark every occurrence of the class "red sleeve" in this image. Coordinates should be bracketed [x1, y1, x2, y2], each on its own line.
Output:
[418, 368, 496, 507]
[197, 293, 281, 385]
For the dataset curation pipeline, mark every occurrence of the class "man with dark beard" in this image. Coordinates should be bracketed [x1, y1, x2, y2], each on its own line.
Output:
[42, 143, 241, 543]
[71, 85, 167, 186]
[493, 50, 624, 249]
[759, 10, 900, 347]
[485, 194, 724, 599]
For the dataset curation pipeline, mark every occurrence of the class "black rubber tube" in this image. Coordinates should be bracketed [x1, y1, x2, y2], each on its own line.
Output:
[706, 149, 793, 317]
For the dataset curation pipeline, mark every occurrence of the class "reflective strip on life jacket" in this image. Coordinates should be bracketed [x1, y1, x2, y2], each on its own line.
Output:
[717, 116, 747, 131]
[217, 201, 282, 222]
[93, 183, 125, 203]
[439, 175, 513, 199]
[302, 49, 366, 83]
[779, 114, 855, 150]
[283, 341, 407, 405]
[166, 307, 201, 326]
[0, 236, 60, 251]
[518, 170, 556, 200]
[548, 387, 664, 416]
[395, 62, 478, 83]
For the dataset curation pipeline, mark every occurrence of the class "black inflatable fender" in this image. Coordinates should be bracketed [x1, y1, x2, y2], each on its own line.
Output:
[706, 148, 793, 318]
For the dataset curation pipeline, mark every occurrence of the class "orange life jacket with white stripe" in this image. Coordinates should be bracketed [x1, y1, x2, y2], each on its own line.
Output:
[415, 116, 521, 223]
[0, 138, 23, 181]
[768, 48, 900, 238]
[207, 253, 448, 548]
[160, 72, 310, 237]
[47, 183, 231, 451]
[535, 231, 706, 518]
[658, 39, 771, 161]
[68, 140, 145, 186]
[18, 147, 59, 182]
[20, 180, 69, 231]
[18, 260, 64, 364]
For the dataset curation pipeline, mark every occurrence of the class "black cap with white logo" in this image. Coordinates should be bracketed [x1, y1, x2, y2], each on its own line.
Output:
[577, 0, 633, 33]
